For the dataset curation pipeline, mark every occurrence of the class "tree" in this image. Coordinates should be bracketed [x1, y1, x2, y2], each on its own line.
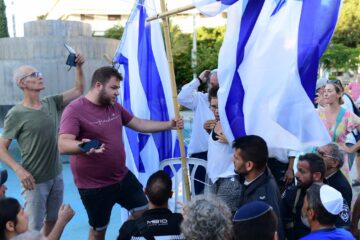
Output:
[321, 43, 360, 74]
[321, 0, 360, 75]
[169, 24, 192, 87]
[332, 0, 360, 48]
[195, 26, 225, 74]
[0, 0, 9, 38]
[104, 24, 124, 39]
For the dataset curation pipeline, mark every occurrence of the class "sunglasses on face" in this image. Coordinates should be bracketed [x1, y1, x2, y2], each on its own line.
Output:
[20, 72, 43, 81]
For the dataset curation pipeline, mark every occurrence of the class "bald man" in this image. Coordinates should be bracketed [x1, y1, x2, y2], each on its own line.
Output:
[0, 54, 85, 235]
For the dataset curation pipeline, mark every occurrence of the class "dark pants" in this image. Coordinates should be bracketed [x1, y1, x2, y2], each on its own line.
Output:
[190, 151, 207, 195]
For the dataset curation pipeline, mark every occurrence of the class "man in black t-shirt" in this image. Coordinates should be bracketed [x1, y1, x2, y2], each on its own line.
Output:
[118, 171, 183, 240]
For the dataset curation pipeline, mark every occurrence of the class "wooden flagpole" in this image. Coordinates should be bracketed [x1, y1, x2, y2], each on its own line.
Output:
[147, 4, 195, 22]
[159, 0, 191, 201]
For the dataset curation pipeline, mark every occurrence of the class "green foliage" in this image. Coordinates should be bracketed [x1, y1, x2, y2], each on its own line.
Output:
[195, 26, 225, 74]
[332, 0, 360, 48]
[169, 24, 192, 86]
[321, 43, 360, 72]
[322, 0, 360, 73]
[37, 15, 46, 20]
[104, 24, 124, 40]
[0, 0, 9, 38]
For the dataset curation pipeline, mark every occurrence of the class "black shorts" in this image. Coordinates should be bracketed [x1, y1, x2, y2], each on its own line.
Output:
[78, 171, 148, 231]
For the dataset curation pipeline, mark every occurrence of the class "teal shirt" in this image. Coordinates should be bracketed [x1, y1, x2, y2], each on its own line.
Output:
[2, 95, 63, 183]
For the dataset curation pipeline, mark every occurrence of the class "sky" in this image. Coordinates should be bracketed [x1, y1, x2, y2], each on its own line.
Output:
[5, 0, 58, 37]
[3, 0, 196, 37]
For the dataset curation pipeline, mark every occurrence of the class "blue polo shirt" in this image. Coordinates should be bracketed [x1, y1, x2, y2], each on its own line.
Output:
[300, 228, 354, 240]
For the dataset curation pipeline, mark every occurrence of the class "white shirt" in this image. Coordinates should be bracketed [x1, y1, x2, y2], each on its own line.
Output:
[178, 78, 214, 156]
[342, 94, 356, 144]
[207, 131, 235, 183]
[268, 148, 297, 164]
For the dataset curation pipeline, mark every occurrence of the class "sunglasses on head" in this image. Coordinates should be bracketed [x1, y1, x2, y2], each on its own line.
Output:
[327, 79, 343, 89]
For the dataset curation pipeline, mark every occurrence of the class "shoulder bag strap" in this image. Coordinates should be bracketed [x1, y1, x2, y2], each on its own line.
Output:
[332, 107, 346, 142]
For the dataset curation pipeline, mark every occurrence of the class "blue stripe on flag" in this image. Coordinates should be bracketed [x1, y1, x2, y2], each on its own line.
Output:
[137, 7, 173, 161]
[297, 0, 341, 101]
[117, 54, 145, 172]
[225, 0, 265, 138]
[271, 0, 287, 16]
[217, 0, 239, 5]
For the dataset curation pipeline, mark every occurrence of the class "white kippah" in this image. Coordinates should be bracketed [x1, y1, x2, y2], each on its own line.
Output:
[320, 185, 343, 215]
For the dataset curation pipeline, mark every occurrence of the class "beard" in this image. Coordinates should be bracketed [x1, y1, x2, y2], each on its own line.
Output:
[98, 89, 113, 105]
[296, 177, 313, 189]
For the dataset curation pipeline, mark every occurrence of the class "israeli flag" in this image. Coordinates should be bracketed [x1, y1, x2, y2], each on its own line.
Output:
[113, 0, 181, 188]
[193, 0, 239, 16]
[214, 0, 340, 150]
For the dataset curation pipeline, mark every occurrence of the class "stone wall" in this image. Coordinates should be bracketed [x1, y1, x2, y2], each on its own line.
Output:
[0, 20, 119, 125]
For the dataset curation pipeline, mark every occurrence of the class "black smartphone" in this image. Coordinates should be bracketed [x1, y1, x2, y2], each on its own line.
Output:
[78, 139, 102, 153]
[64, 43, 77, 67]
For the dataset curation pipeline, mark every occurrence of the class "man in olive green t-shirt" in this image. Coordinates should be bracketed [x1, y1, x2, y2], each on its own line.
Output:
[0, 54, 85, 235]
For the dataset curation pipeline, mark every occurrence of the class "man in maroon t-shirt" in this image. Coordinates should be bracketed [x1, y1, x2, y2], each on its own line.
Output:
[58, 66, 183, 240]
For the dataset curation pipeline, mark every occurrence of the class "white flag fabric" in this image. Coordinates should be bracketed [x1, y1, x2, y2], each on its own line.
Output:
[217, 0, 340, 150]
[113, 0, 182, 217]
[193, 0, 238, 16]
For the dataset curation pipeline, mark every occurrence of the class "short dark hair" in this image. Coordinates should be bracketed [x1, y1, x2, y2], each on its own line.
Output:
[306, 184, 337, 225]
[299, 153, 325, 179]
[90, 66, 123, 88]
[233, 208, 277, 240]
[0, 197, 21, 239]
[208, 86, 219, 102]
[232, 135, 268, 170]
[146, 170, 172, 206]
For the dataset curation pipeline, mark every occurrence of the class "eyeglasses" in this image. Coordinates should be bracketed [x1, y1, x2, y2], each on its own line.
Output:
[316, 149, 337, 160]
[20, 72, 42, 81]
[327, 79, 343, 90]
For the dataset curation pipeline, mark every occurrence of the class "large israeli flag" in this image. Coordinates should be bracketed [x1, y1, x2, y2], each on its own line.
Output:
[210, 0, 340, 150]
[193, 0, 238, 16]
[113, 0, 181, 186]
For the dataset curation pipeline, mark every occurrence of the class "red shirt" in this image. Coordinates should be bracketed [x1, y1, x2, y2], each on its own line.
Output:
[59, 97, 133, 189]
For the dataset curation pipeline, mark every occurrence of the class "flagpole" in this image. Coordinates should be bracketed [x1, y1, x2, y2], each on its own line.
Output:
[159, 0, 191, 201]
[147, 4, 195, 22]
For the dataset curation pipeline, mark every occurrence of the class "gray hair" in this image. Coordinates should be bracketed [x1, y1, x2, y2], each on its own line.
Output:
[11, 230, 46, 240]
[13, 65, 35, 89]
[325, 143, 344, 168]
[181, 195, 233, 240]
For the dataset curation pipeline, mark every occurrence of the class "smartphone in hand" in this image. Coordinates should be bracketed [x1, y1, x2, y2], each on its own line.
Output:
[64, 43, 77, 67]
[78, 139, 102, 153]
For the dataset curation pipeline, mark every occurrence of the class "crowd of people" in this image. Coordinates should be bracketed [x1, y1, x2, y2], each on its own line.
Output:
[0, 57, 360, 240]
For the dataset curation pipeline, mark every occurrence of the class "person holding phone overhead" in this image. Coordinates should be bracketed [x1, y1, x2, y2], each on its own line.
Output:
[58, 66, 183, 240]
[0, 52, 85, 235]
